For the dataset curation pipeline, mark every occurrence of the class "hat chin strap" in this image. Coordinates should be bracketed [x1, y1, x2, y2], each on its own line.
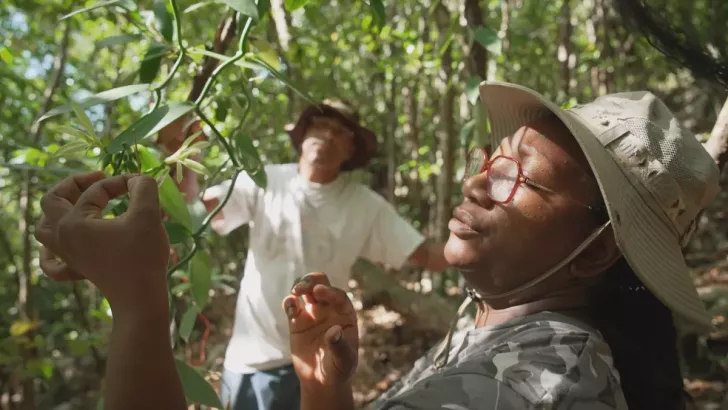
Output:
[472, 220, 612, 301]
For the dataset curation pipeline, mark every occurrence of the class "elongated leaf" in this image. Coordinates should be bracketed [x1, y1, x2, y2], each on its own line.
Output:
[184, 1, 215, 13]
[248, 167, 267, 189]
[258, 0, 271, 18]
[233, 132, 262, 171]
[179, 306, 200, 343]
[473, 26, 502, 56]
[153, 0, 174, 42]
[71, 103, 96, 137]
[57, 125, 97, 146]
[171, 281, 191, 295]
[140, 43, 167, 83]
[189, 252, 212, 308]
[245, 57, 315, 104]
[219, 0, 258, 20]
[464, 76, 482, 105]
[370, 0, 385, 31]
[175, 359, 223, 408]
[38, 84, 149, 123]
[109, 102, 195, 154]
[0, 48, 13, 65]
[164, 221, 191, 244]
[214, 100, 229, 122]
[285, 0, 309, 11]
[137, 146, 193, 231]
[181, 159, 210, 176]
[96, 34, 141, 49]
[51, 141, 90, 159]
[59, 0, 126, 20]
[251, 40, 280, 71]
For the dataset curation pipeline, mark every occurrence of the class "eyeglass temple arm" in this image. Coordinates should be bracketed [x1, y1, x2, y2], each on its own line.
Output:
[522, 177, 599, 211]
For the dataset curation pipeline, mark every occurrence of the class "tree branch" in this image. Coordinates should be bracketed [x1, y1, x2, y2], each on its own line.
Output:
[704, 97, 728, 172]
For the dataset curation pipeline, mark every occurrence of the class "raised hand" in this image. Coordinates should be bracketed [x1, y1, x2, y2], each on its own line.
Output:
[283, 272, 359, 391]
[34, 171, 170, 315]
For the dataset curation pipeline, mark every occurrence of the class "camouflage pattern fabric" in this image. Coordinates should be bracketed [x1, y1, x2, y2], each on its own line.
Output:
[369, 312, 628, 409]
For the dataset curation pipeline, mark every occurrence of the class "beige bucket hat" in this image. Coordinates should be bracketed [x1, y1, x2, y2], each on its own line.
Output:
[478, 81, 721, 333]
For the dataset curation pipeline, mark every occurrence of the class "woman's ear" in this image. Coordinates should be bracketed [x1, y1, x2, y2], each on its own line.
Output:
[570, 226, 622, 278]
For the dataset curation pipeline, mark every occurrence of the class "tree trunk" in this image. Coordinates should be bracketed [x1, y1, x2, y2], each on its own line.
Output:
[18, 22, 71, 410]
[704, 97, 728, 172]
[559, 0, 573, 97]
[464, 0, 488, 79]
[385, 55, 398, 204]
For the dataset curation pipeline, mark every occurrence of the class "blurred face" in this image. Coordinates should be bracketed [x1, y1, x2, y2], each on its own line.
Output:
[445, 116, 605, 300]
[300, 116, 355, 171]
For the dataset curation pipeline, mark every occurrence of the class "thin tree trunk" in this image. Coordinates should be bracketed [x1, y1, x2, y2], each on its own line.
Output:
[600, 0, 615, 94]
[704, 98, 728, 172]
[18, 22, 71, 410]
[464, 0, 488, 79]
[559, 0, 573, 97]
[385, 64, 398, 203]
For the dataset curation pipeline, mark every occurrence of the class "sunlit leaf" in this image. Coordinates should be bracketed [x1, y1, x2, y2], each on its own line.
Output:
[190, 251, 212, 308]
[285, 0, 309, 11]
[179, 306, 200, 343]
[473, 26, 502, 56]
[38, 84, 150, 123]
[175, 359, 223, 408]
[251, 40, 280, 71]
[140, 43, 168, 83]
[26, 359, 53, 380]
[10, 320, 41, 337]
[219, 0, 258, 20]
[153, 0, 174, 42]
[96, 34, 141, 49]
[164, 221, 191, 244]
[184, 1, 215, 13]
[137, 146, 194, 231]
[464, 76, 482, 105]
[71, 103, 96, 137]
[59, 0, 130, 20]
[0, 48, 13, 65]
[109, 102, 195, 153]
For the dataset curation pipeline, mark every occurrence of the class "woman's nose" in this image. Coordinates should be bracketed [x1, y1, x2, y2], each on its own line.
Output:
[462, 171, 494, 208]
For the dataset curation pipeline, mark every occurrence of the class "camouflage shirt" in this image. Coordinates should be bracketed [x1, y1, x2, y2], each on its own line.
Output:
[369, 312, 628, 410]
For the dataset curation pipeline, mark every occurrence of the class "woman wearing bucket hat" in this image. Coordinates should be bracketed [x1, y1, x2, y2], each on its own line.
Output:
[196, 98, 449, 410]
[283, 81, 721, 410]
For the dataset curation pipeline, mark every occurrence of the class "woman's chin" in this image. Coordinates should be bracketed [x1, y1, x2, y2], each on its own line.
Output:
[444, 236, 488, 271]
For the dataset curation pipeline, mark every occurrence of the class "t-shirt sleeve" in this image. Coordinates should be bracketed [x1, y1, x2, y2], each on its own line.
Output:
[359, 197, 425, 270]
[376, 373, 536, 410]
[202, 171, 261, 236]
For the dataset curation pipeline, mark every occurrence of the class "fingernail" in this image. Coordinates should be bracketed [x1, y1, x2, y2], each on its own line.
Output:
[284, 301, 296, 318]
[332, 328, 342, 343]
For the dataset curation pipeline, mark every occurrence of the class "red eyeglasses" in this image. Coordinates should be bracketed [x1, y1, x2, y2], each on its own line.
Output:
[464, 147, 599, 211]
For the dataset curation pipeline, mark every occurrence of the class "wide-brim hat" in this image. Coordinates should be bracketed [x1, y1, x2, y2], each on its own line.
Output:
[478, 81, 721, 334]
[287, 98, 377, 171]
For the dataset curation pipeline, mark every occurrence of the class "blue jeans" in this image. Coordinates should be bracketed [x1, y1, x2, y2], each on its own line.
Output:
[220, 365, 300, 410]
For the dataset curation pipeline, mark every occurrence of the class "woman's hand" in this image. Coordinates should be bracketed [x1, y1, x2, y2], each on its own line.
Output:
[283, 272, 359, 391]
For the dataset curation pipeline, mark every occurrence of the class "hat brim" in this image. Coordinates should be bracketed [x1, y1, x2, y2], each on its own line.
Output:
[478, 81, 712, 333]
[288, 104, 377, 171]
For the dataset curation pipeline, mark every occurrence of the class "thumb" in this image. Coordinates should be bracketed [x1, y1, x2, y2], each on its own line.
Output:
[325, 325, 357, 379]
[126, 175, 161, 219]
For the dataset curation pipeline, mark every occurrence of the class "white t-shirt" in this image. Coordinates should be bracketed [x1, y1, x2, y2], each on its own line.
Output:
[204, 164, 425, 373]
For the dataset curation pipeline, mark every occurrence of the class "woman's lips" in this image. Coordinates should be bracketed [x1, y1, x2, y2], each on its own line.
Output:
[448, 206, 480, 239]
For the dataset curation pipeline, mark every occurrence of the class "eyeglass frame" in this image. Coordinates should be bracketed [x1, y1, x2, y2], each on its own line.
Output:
[464, 147, 602, 212]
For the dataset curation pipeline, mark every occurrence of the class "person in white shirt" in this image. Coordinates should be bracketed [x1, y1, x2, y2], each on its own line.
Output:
[201, 99, 449, 410]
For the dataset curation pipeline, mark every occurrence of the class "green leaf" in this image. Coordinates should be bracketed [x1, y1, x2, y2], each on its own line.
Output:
[464, 76, 482, 105]
[0, 47, 13, 65]
[96, 34, 141, 49]
[245, 56, 315, 105]
[251, 40, 280, 71]
[57, 125, 97, 146]
[285, 0, 309, 11]
[153, 0, 174, 42]
[190, 251, 212, 308]
[179, 306, 200, 343]
[137, 146, 194, 231]
[109, 102, 195, 154]
[171, 281, 191, 295]
[181, 159, 211, 176]
[473, 26, 502, 56]
[233, 132, 262, 171]
[71, 103, 96, 137]
[258, 0, 271, 18]
[38, 84, 150, 123]
[219, 0, 258, 20]
[51, 140, 90, 160]
[140, 43, 168, 84]
[164, 221, 191, 244]
[59, 0, 128, 20]
[370, 0, 385, 31]
[175, 359, 223, 408]
[184, 1, 215, 13]
[248, 167, 267, 189]
[214, 100, 229, 122]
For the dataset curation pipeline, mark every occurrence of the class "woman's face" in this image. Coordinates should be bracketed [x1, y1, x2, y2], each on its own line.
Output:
[445, 116, 607, 301]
